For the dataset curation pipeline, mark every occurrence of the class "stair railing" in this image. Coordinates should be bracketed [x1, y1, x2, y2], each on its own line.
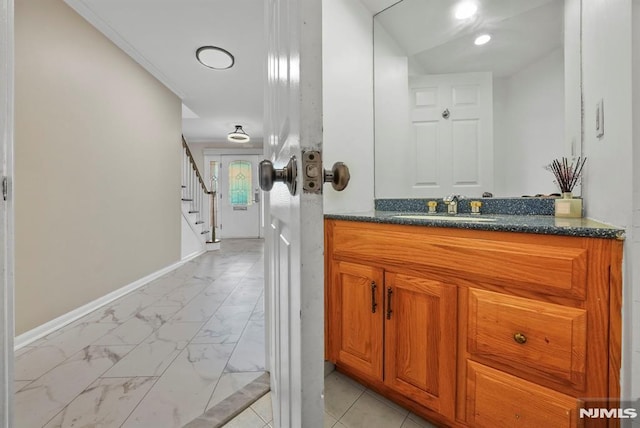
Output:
[182, 136, 216, 243]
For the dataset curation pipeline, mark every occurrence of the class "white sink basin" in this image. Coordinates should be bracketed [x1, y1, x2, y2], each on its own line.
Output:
[393, 214, 497, 222]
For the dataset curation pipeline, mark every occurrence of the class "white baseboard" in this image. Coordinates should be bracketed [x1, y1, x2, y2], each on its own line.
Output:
[15, 256, 199, 350]
[182, 249, 206, 262]
[206, 241, 221, 251]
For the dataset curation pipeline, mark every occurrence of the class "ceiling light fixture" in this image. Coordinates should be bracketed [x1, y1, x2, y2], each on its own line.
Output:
[227, 125, 250, 143]
[455, 2, 478, 20]
[474, 34, 491, 45]
[196, 46, 235, 70]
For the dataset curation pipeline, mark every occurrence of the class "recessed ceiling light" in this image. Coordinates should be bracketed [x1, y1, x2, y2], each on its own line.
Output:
[196, 46, 234, 70]
[227, 125, 250, 143]
[455, 2, 478, 20]
[474, 34, 491, 45]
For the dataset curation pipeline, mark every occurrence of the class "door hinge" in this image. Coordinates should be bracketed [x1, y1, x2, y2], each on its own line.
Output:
[2, 177, 7, 201]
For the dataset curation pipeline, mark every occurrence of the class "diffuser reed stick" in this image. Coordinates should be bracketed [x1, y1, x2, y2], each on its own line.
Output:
[546, 157, 586, 193]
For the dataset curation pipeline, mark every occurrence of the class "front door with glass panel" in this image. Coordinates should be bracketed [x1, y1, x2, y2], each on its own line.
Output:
[218, 154, 261, 238]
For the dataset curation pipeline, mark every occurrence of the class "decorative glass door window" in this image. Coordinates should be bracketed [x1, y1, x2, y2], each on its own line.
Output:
[228, 160, 253, 206]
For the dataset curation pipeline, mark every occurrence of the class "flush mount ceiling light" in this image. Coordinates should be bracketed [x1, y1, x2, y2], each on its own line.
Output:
[227, 125, 250, 143]
[455, 2, 478, 20]
[474, 34, 492, 45]
[196, 46, 234, 70]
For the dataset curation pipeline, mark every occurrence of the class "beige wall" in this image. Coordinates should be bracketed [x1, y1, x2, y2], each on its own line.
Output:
[15, 0, 182, 334]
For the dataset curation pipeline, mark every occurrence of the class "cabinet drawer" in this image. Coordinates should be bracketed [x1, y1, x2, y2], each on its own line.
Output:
[466, 361, 580, 428]
[468, 289, 586, 389]
[331, 221, 587, 299]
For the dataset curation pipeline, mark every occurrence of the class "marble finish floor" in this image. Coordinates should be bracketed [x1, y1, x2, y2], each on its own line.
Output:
[222, 370, 437, 428]
[15, 239, 266, 428]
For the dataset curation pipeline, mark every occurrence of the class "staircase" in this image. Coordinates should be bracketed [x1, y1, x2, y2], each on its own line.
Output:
[182, 136, 219, 253]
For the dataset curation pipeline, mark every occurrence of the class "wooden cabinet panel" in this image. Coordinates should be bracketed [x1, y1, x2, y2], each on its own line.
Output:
[331, 221, 587, 299]
[330, 261, 384, 382]
[384, 272, 457, 418]
[467, 288, 587, 390]
[466, 361, 580, 428]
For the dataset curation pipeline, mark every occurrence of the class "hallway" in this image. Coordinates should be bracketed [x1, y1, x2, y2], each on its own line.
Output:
[14, 239, 266, 428]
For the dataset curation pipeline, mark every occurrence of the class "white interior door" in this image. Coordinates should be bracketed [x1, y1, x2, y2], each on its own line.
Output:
[264, 0, 324, 426]
[0, 0, 15, 425]
[409, 72, 493, 196]
[218, 154, 261, 239]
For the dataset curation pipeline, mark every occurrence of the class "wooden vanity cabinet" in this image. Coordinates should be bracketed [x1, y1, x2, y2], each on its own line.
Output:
[328, 259, 457, 418]
[325, 219, 623, 428]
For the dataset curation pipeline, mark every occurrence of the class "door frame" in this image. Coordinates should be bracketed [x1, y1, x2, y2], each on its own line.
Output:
[0, 0, 15, 426]
[203, 148, 264, 239]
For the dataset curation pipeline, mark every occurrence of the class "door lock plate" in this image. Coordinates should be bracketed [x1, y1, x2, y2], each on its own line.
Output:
[302, 150, 351, 193]
[302, 150, 323, 193]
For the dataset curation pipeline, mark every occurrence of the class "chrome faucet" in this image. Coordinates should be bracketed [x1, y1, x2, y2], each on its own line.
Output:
[443, 194, 460, 214]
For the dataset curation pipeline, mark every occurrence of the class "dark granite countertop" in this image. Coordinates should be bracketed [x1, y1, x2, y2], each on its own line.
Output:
[325, 211, 625, 240]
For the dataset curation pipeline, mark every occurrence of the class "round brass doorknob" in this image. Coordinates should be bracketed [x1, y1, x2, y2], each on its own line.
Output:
[259, 156, 297, 195]
[323, 162, 350, 191]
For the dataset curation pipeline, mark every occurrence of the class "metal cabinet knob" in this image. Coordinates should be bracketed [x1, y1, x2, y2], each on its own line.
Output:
[513, 332, 527, 344]
[259, 156, 297, 195]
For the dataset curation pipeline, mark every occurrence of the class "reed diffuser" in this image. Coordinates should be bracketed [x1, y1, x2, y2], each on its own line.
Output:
[546, 157, 586, 218]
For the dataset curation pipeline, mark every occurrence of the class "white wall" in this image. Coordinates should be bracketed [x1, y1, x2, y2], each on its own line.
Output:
[180, 215, 203, 259]
[373, 22, 412, 199]
[582, 0, 637, 406]
[493, 48, 565, 197]
[322, 0, 375, 213]
[15, 0, 181, 334]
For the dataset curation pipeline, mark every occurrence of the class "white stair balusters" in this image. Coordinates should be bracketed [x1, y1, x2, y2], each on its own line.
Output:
[181, 138, 215, 243]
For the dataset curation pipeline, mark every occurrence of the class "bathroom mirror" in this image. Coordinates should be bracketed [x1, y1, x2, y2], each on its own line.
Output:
[374, 0, 582, 198]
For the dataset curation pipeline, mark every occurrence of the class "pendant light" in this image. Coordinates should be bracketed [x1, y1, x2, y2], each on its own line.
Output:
[227, 125, 250, 143]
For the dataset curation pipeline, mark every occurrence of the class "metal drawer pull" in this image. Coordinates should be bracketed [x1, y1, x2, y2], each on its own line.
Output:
[371, 281, 377, 313]
[513, 333, 527, 344]
[386, 287, 393, 320]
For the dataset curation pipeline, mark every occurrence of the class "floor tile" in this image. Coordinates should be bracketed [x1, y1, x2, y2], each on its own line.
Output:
[324, 372, 365, 420]
[191, 305, 254, 344]
[225, 319, 265, 372]
[401, 418, 427, 428]
[364, 389, 409, 417]
[221, 407, 265, 428]
[339, 392, 407, 428]
[14, 345, 67, 381]
[43, 376, 157, 428]
[15, 345, 134, 428]
[122, 344, 234, 428]
[153, 281, 208, 308]
[102, 322, 202, 377]
[324, 412, 338, 428]
[406, 412, 439, 428]
[14, 346, 34, 358]
[16, 239, 268, 428]
[251, 392, 273, 423]
[134, 304, 183, 328]
[14, 380, 31, 393]
[207, 371, 265, 408]
[171, 293, 228, 322]
[91, 316, 156, 346]
[41, 322, 119, 359]
[83, 291, 158, 324]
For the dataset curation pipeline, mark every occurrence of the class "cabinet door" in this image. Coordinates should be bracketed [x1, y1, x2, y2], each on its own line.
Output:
[384, 272, 457, 419]
[331, 261, 384, 382]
